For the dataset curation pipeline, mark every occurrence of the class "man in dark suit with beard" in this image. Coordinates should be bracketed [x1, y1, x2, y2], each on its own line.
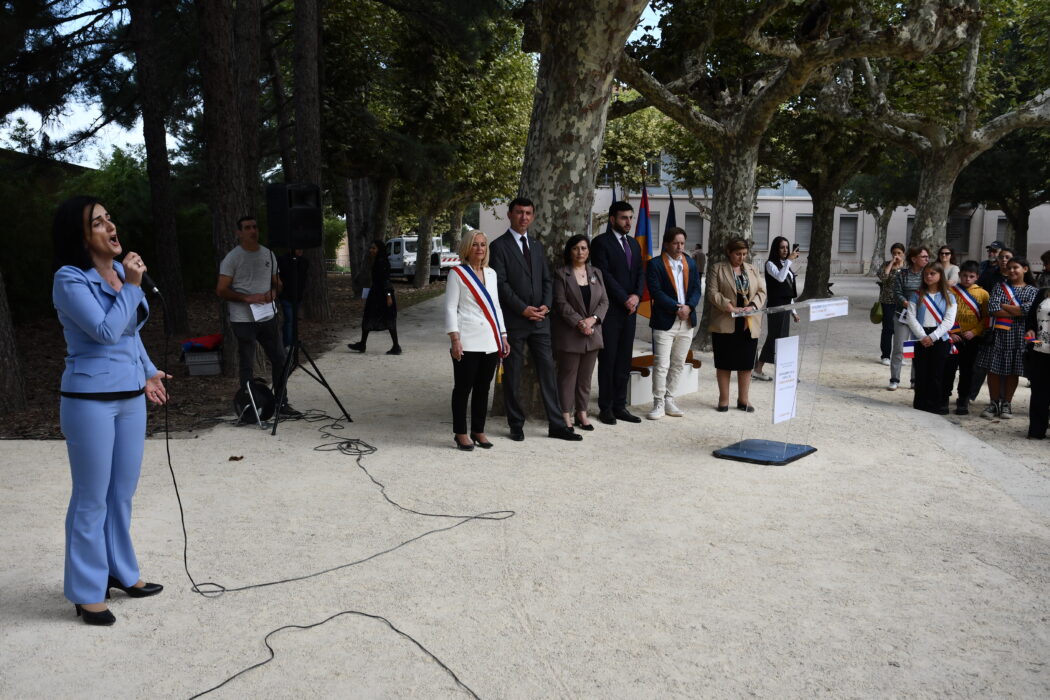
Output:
[489, 197, 582, 442]
[590, 201, 644, 424]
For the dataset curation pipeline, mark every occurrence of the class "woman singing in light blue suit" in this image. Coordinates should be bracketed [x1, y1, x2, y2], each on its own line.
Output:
[52, 196, 169, 626]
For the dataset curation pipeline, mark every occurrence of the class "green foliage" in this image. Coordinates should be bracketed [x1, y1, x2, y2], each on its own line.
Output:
[322, 3, 532, 227]
[600, 92, 669, 192]
[324, 214, 346, 260]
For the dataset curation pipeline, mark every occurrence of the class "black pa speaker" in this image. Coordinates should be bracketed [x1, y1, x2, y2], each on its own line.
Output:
[266, 183, 323, 249]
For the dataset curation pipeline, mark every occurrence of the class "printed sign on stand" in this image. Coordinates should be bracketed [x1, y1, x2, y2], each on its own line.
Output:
[808, 298, 849, 321]
[773, 335, 799, 425]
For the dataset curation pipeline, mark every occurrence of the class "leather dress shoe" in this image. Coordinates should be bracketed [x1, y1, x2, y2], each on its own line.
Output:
[106, 576, 163, 598]
[509, 429, 525, 441]
[572, 417, 595, 431]
[548, 425, 583, 441]
[598, 410, 617, 425]
[613, 408, 641, 423]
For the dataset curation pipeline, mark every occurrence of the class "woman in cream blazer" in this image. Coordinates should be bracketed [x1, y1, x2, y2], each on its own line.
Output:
[444, 231, 509, 450]
[707, 237, 767, 412]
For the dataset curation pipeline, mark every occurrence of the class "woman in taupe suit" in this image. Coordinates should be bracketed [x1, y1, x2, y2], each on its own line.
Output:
[552, 234, 609, 431]
[707, 237, 767, 412]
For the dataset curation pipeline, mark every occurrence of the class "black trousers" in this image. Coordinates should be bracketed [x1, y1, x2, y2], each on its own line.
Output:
[231, 318, 287, 394]
[944, 337, 979, 404]
[1028, 350, 1050, 439]
[597, 307, 636, 411]
[913, 335, 951, 413]
[503, 328, 563, 430]
[451, 351, 499, 435]
[758, 310, 791, 365]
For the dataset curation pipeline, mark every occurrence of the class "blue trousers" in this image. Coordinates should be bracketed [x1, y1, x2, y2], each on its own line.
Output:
[61, 395, 145, 604]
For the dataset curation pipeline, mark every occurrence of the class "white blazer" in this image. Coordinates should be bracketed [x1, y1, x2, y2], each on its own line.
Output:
[444, 266, 507, 353]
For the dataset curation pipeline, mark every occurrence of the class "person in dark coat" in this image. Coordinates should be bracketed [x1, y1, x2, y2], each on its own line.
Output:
[752, 236, 800, 380]
[590, 201, 645, 425]
[348, 240, 401, 354]
[488, 197, 582, 441]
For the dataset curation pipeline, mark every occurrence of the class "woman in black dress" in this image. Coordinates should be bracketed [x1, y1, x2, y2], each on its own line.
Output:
[753, 236, 799, 380]
[707, 238, 767, 411]
[348, 240, 401, 354]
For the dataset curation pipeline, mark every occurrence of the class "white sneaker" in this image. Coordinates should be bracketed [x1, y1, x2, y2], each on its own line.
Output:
[751, 370, 773, 381]
[881, 357, 891, 366]
[980, 402, 1000, 420]
[887, 381, 899, 391]
[646, 399, 665, 420]
[663, 396, 684, 417]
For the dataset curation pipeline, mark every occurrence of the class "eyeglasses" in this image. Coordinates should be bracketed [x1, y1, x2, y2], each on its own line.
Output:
[939, 251, 951, 256]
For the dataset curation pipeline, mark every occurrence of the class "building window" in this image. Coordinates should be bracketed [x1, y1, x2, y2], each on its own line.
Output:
[838, 215, 858, 253]
[795, 214, 812, 251]
[996, 216, 1010, 241]
[645, 159, 662, 184]
[906, 215, 914, 240]
[947, 214, 970, 254]
[684, 212, 704, 250]
[752, 214, 770, 250]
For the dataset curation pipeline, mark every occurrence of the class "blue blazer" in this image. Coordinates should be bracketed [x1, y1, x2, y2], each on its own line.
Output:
[53, 263, 158, 393]
[646, 253, 701, 331]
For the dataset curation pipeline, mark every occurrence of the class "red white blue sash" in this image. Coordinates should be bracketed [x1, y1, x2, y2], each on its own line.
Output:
[994, 282, 1017, 331]
[911, 294, 958, 354]
[452, 265, 504, 354]
[951, 285, 980, 331]
[920, 294, 947, 327]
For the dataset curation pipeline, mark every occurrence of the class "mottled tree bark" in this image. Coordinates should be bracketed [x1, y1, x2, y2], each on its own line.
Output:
[910, 148, 977, 249]
[235, 0, 262, 213]
[294, 0, 330, 321]
[865, 206, 895, 277]
[413, 213, 435, 288]
[266, 22, 296, 182]
[518, 0, 649, 265]
[799, 192, 838, 300]
[0, 268, 26, 414]
[197, 0, 250, 377]
[129, 0, 188, 335]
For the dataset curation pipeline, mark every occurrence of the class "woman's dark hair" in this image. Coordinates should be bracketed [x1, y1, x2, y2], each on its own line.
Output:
[890, 242, 905, 255]
[1007, 258, 1036, 286]
[906, 245, 930, 269]
[52, 195, 101, 272]
[725, 237, 750, 255]
[768, 236, 790, 267]
[562, 234, 590, 266]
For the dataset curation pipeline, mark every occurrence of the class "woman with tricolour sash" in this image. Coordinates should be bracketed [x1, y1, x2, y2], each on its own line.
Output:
[444, 231, 510, 451]
[903, 261, 957, 415]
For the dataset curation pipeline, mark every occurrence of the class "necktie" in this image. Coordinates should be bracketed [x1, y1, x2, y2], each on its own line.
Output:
[521, 235, 532, 275]
[621, 235, 632, 268]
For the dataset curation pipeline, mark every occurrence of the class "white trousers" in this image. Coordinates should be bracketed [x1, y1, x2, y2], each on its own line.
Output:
[651, 318, 696, 399]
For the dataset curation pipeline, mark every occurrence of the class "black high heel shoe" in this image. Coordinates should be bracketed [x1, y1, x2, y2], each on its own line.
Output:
[107, 576, 163, 599]
[470, 434, 494, 448]
[75, 604, 116, 626]
[454, 436, 474, 451]
[572, 416, 595, 431]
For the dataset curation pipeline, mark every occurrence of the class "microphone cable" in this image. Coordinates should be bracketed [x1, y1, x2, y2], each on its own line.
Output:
[147, 289, 513, 699]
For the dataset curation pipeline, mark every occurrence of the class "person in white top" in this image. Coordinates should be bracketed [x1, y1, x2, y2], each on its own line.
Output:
[904, 261, 957, 414]
[753, 236, 800, 381]
[444, 231, 509, 450]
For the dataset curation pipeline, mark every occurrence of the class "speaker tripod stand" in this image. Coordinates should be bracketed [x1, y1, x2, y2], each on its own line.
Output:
[271, 263, 352, 435]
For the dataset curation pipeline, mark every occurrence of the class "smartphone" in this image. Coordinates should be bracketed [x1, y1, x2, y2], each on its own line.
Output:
[792, 244, 800, 251]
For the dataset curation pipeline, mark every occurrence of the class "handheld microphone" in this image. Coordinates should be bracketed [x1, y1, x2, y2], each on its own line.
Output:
[141, 271, 161, 296]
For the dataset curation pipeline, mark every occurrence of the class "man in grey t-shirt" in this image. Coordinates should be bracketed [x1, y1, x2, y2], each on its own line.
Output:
[217, 216, 298, 416]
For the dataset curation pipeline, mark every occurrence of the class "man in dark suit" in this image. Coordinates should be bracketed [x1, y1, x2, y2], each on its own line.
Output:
[489, 197, 582, 442]
[645, 227, 701, 419]
[590, 201, 644, 424]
